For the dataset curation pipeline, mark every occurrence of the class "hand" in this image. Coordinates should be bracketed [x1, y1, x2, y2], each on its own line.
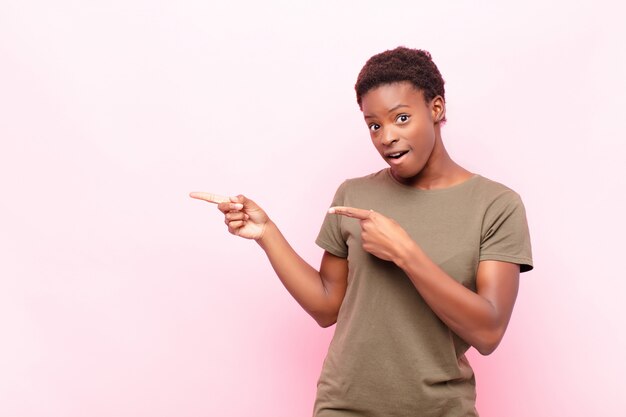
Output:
[190, 192, 269, 240]
[329, 206, 413, 263]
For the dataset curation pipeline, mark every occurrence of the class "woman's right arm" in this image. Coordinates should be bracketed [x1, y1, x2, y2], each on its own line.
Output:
[191, 192, 348, 327]
[257, 221, 348, 327]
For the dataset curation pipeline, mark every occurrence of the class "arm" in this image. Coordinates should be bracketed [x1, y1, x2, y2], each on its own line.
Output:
[395, 243, 519, 355]
[330, 206, 519, 355]
[258, 222, 348, 327]
[190, 192, 348, 327]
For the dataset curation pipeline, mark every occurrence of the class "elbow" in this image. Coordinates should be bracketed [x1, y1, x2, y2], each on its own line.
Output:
[476, 342, 499, 356]
[474, 329, 505, 356]
[315, 315, 337, 328]
[312, 310, 338, 328]
[309, 302, 339, 328]
[317, 320, 336, 328]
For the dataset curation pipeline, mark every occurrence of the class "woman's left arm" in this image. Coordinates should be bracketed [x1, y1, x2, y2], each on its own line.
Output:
[397, 249, 519, 356]
[329, 206, 520, 356]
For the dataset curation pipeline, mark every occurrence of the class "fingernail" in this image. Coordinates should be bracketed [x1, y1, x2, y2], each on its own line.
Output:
[234, 203, 244, 210]
[328, 208, 336, 214]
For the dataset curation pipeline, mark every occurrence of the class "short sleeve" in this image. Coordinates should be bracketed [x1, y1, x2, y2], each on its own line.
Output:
[315, 181, 349, 258]
[480, 191, 534, 272]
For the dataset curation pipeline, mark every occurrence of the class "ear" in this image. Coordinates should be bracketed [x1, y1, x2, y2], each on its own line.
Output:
[430, 95, 446, 123]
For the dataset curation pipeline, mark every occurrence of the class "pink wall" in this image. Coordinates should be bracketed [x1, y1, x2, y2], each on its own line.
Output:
[1, 1, 625, 416]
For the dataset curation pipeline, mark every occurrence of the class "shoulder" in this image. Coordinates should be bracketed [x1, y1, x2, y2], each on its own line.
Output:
[335, 169, 387, 198]
[470, 175, 525, 207]
[343, 169, 388, 186]
[324, 169, 388, 206]
[472, 175, 530, 236]
[333, 169, 389, 195]
[473, 176, 533, 272]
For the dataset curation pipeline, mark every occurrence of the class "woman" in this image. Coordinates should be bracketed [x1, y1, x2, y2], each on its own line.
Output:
[191, 46, 533, 417]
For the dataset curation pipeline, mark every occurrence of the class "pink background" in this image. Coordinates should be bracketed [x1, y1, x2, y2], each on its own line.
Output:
[1, 1, 625, 416]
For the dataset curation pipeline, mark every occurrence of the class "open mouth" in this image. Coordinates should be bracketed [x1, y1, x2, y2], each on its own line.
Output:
[386, 150, 409, 160]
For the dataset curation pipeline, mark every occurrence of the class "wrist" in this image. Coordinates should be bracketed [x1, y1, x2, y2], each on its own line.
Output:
[255, 219, 276, 248]
[393, 237, 421, 270]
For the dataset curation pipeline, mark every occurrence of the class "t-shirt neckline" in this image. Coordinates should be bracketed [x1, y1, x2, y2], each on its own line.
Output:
[383, 168, 480, 194]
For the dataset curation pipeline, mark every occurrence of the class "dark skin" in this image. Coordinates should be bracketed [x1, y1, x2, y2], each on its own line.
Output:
[191, 81, 520, 355]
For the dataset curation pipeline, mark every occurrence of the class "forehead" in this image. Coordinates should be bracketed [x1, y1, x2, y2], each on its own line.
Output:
[361, 82, 426, 115]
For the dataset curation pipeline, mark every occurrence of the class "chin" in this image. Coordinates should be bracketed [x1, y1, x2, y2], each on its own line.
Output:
[391, 167, 422, 183]
[393, 163, 423, 177]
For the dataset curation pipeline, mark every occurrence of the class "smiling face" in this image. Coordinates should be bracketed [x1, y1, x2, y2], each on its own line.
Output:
[361, 81, 445, 185]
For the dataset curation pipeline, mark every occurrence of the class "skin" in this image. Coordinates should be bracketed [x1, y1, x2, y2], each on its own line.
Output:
[190, 81, 520, 355]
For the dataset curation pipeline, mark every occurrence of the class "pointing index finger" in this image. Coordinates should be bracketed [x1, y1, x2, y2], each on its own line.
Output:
[328, 206, 372, 220]
[189, 192, 231, 204]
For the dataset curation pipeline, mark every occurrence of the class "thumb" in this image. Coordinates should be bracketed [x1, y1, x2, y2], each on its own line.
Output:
[230, 195, 244, 204]
[231, 194, 258, 210]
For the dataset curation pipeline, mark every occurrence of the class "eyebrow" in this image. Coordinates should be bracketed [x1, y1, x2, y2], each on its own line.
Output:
[363, 104, 410, 120]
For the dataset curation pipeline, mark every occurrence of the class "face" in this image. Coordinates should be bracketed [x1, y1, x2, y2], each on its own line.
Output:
[361, 82, 443, 183]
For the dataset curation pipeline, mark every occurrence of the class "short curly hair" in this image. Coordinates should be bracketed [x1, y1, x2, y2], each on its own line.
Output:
[355, 47, 446, 121]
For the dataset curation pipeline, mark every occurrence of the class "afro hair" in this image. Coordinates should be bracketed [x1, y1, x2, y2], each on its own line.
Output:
[355, 47, 446, 121]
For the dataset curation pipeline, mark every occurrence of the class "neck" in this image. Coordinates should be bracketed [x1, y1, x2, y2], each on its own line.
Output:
[396, 128, 473, 190]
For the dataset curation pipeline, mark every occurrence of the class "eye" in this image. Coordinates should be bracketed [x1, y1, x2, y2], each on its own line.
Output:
[396, 114, 410, 123]
[368, 123, 380, 132]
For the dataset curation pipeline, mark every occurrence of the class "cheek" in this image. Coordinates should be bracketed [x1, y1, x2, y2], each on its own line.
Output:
[370, 134, 383, 151]
[410, 125, 435, 148]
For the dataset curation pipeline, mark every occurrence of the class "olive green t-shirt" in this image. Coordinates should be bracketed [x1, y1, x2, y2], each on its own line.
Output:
[314, 169, 533, 417]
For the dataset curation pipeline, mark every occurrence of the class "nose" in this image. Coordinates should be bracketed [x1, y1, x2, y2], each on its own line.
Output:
[381, 128, 399, 146]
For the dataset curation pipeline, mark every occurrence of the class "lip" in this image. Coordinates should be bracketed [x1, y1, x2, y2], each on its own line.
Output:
[385, 149, 410, 164]
[384, 149, 409, 158]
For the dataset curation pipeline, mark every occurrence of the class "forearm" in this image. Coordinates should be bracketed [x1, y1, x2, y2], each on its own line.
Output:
[394, 241, 506, 355]
[256, 220, 338, 326]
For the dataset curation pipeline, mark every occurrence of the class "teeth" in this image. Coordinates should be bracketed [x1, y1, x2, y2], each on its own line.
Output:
[388, 151, 406, 158]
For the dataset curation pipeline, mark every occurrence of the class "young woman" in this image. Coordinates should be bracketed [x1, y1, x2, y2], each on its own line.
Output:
[191, 47, 533, 417]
